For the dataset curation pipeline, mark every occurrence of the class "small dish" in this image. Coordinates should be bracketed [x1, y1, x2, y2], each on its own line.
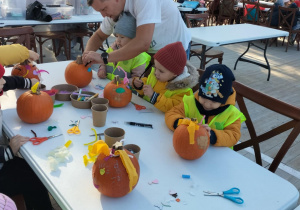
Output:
[51, 84, 78, 101]
[70, 91, 96, 109]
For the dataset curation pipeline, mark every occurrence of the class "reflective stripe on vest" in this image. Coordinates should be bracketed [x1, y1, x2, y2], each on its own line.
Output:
[143, 68, 193, 102]
[183, 94, 246, 130]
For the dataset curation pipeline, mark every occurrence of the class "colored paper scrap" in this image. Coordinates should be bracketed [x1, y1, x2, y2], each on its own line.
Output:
[47, 140, 72, 171]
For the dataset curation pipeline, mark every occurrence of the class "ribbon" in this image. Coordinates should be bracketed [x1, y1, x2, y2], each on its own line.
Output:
[114, 150, 138, 192]
[117, 66, 129, 85]
[178, 119, 199, 144]
[31, 82, 39, 93]
[33, 69, 49, 75]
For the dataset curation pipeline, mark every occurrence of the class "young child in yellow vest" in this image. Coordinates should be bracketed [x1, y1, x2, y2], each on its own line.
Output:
[97, 12, 151, 84]
[165, 64, 246, 147]
[132, 41, 199, 113]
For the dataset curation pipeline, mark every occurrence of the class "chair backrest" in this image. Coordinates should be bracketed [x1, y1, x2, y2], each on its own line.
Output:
[241, 1, 259, 24]
[0, 26, 34, 49]
[185, 13, 210, 28]
[218, 0, 236, 24]
[278, 6, 296, 32]
[196, 69, 300, 173]
[256, 3, 274, 27]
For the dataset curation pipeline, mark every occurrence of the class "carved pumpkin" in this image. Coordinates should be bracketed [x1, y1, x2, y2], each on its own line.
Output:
[11, 61, 40, 80]
[92, 146, 140, 197]
[65, 56, 92, 88]
[173, 118, 210, 160]
[103, 75, 132, 107]
[17, 82, 53, 124]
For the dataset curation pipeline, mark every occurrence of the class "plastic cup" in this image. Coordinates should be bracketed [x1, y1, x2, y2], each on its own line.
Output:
[104, 127, 125, 148]
[91, 104, 108, 127]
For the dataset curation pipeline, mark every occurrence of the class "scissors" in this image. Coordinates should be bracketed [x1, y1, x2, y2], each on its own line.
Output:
[67, 120, 81, 135]
[131, 102, 146, 110]
[203, 187, 244, 204]
[29, 134, 63, 145]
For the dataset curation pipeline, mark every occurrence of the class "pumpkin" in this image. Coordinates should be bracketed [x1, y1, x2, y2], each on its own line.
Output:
[92, 147, 140, 197]
[17, 82, 53, 124]
[103, 75, 132, 107]
[173, 118, 210, 160]
[65, 55, 92, 88]
[11, 60, 40, 80]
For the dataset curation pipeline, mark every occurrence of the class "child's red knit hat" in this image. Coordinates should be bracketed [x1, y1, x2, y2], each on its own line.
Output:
[0, 64, 5, 79]
[153, 42, 187, 75]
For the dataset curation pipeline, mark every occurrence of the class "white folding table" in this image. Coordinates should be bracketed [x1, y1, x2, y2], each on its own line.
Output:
[1, 61, 299, 210]
[189, 24, 288, 80]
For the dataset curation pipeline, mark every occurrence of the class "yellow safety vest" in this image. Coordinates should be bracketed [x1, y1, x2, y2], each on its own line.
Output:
[143, 68, 193, 102]
[105, 47, 151, 81]
[183, 94, 246, 130]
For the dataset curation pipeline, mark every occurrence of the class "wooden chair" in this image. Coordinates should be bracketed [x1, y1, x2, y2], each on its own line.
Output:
[0, 26, 36, 51]
[66, 27, 93, 59]
[35, 31, 69, 63]
[185, 13, 224, 69]
[240, 1, 259, 24]
[256, 3, 274, 27]
[196, 69, 300, 173]
[217, 0, 236, 25]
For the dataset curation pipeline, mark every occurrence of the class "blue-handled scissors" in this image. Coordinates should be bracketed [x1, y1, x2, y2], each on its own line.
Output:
[203, 187, 244, 204]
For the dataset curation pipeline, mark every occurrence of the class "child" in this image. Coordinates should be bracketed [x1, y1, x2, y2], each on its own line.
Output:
[165, 64, 246, 147]
[0, 44, 53, 209]
[97, 12, 151, 84]
[132, 41, 199, 113]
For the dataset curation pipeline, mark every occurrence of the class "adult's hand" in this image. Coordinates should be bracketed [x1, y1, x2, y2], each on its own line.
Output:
[9, 135, 30, 155]
[82, 51, 104, 66]
[28, 50, 40, 61]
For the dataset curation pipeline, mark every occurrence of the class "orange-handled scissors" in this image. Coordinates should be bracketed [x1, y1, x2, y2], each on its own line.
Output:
[29, 134, 63, 145]
[67, 120, 81, 135]
[131, 102, 146, 110]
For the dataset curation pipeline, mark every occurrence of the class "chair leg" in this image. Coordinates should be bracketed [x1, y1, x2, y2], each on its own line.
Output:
[38, 36, 43, 63]
[68, 36, 72, 60]
[218, 57, 223, 64]
[63, 39, 69, 60]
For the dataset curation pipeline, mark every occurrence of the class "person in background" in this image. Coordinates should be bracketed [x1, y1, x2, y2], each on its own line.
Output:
[165, 64, 246, 147]
[82, 0, 191, 67]
[97, 12, 151, 84]
[0, 44, 53, 210]
[132, 42, 198, 113]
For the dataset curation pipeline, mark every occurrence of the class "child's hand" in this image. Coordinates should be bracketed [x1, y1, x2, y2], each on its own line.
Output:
[97, 66, 107, 79]
[201, 124, 211, 137]
[31, 78, 39, 87]
[133, 78, 143, 88]
[9, 135, 30, 155]
[143, 85, 154, 98]
[28, 50, 40, 61]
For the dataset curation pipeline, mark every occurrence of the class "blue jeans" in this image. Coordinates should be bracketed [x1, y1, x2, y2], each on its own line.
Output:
[186, 41, 191, 60]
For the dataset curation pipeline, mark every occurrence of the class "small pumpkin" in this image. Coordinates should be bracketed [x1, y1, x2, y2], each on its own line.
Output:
[65, 55, 92, 88]
[17, 82, 53, 124]
[173, 118, 210, 160]
[92, 142, 140, 197]
[103, 75, 132, 107]
[11, 60, 40, 80]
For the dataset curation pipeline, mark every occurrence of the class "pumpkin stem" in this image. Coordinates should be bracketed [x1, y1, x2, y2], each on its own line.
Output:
[113, 75, 121, 84]
[76, 55, 83, 64]
[31, 82, 41, 95]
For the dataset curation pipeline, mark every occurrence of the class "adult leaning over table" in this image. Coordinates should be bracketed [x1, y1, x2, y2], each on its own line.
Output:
[82, 0, 191, 68]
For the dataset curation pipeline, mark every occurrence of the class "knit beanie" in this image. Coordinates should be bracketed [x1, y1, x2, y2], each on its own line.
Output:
[0, 64, 5, 79]
[153, 42, 187, 75]
[113, 12, 136, 39]
[0, 193, 17, 210]
[198, 64, 235, 104]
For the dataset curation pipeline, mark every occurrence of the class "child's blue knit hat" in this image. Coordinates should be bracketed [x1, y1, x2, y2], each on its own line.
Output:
[113, 12, 136, 39]
[198, 64, 235, 104]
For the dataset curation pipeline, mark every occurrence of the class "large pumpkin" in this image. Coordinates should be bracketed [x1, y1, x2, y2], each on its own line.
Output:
[65, 55, 92, 88]
[17, 83, 53, 124]
[92, 147, 140, 197]
[103, 75, 132, 107]
[11, 61, 40, 80]
[173, 118, 210, 160]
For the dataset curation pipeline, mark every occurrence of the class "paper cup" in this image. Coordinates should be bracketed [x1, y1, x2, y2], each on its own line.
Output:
[91, 98, 109, 107]
[124, 144, 141, 160]
[104, 127, 125, 148]
[91, 104, 108, 127]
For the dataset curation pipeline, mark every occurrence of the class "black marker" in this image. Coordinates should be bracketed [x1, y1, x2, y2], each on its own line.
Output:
[125, 122, 153, 129]
[85, 61, 91, 67]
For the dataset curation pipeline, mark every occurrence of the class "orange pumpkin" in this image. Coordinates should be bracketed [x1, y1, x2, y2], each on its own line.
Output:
[11, 61, 40, 80]
[92, 149, 140, 197]
[17, 83, 53, 124]
[103, 75, 132, 107]
[65, 56, 92, 88]
[173, 119, 210, 160]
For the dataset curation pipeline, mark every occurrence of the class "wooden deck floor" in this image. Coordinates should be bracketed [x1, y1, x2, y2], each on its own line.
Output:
[43, 35, 300, 208]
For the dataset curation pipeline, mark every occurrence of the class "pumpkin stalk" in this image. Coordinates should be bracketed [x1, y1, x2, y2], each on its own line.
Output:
[31, 82, 41, 95]
[76, 55, 83, 64]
